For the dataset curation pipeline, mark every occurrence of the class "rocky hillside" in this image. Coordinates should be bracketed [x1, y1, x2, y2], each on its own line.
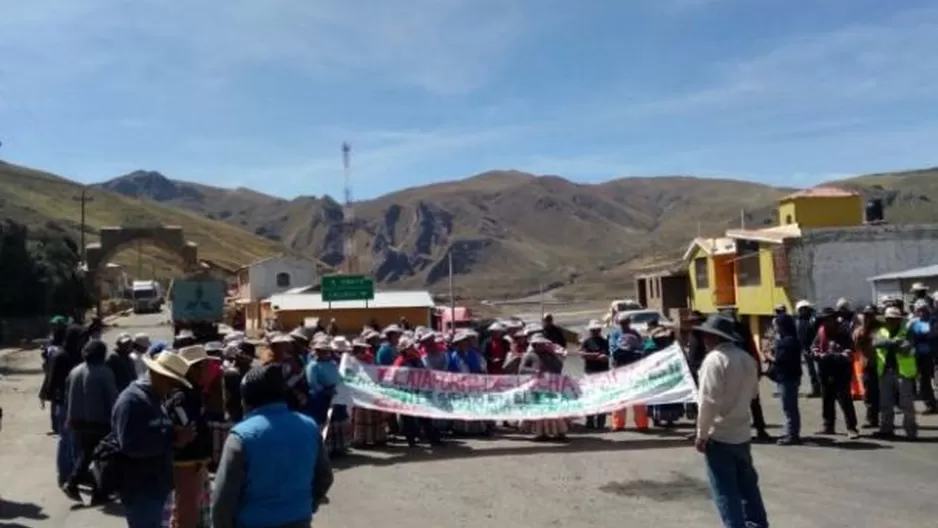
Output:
[94, 166, 938, 298]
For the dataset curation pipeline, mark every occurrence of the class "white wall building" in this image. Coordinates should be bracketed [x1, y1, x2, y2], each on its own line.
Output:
[235, 254, 319, 302]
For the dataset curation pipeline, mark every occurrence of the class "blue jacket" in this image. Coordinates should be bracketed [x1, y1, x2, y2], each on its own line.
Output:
[111, 380, 175, 497]
[230, 402, 321, 527]
[907, 318, 932, 357]
[447, 349, 485, 373]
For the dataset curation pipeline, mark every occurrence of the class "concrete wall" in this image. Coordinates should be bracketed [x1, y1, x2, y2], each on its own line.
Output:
[787, 224, 938, 308]
[248, 256, 318, 301]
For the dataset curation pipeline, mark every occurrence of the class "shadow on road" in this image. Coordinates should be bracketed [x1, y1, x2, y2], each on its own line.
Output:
[0, 498, 49, 526]
[333, 431, 692, 470]
[800, 437, 892, 450]
[0, 365, 45, 376]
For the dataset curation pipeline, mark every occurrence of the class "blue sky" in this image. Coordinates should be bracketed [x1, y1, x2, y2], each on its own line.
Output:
[2, 0, 938, 199]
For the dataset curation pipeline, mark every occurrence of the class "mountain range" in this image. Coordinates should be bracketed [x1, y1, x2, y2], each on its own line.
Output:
[3, 157, 937, 300]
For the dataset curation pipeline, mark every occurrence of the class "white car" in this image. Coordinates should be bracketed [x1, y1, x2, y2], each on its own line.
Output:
[616, 309, 673, 335]
[602, 299, 645, 326]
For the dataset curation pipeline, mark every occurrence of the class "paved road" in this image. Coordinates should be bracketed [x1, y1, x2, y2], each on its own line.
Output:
[2, 311, 938, 527]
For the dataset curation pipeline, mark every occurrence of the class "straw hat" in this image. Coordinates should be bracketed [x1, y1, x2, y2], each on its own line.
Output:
[312, 335, 333, 350]
[795, 300, 813, 311]
[289, 326, 312, 342]
[142, 352, 193, 388]
[176, 345, 214, 366]
[529, 333, 552, 346]
[382, 324, 403, 336]
[116, 332, 133, 345]
[398, 336, 415, 350]
[586, 319, 603, 331]
[911, 282, 929, 292]
[615, 312, 631, 323]
[224, 331, 245, 344]
[488, 322, 507, 332]
[331, 336, 351, 352]
[884, 307, 904, 319]
[268, 332, 294, 345]
[351, 338, 369, 349]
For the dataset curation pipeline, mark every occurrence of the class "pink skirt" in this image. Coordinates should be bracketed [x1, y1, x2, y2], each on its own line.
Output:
[352, 407, 389, 446]
[520, 419, 569, 437]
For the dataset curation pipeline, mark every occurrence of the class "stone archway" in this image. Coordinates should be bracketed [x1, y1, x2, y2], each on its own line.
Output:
[85, 226, 199, 311]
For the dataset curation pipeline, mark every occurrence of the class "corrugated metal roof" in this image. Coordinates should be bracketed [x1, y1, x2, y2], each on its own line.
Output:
[682, 237, 736, 260]
[867, 264, 938, 282]
[267, 290, 435, 311]
[726, 223, 803, 244]
[781, 187, 858, 200]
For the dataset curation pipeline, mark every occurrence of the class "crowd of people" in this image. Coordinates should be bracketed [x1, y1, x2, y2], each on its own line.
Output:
[31, 281, 938, 528]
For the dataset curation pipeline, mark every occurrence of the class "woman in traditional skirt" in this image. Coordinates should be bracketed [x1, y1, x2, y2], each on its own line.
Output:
[447, 330, 492, 436]
[519, 333, 569, 441]
[323, 336, 353, 455]
[304, 336, 347, 455]
[350, 337, 388, 447]
[419, 328, 452, 434]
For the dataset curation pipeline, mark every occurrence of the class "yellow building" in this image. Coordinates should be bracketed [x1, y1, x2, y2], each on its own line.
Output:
[684, 187, 863, 346]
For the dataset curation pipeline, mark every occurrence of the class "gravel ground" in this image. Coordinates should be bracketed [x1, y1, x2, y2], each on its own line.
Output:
[2, 310, 937, 528]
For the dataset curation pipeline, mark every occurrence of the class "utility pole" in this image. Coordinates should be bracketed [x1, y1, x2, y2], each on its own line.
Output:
[72, 188, 94, 262]
[136, 240, 142, 278]
[448, 249, 456, 338]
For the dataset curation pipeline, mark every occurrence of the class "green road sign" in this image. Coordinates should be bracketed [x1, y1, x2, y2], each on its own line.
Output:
[321, 274, 375, 302]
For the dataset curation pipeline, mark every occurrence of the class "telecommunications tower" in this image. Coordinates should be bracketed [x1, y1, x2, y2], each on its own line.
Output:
[342, 142, 359, 274]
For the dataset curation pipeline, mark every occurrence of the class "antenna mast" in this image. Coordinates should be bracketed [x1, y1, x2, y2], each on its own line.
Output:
[342, 142, 358, 274]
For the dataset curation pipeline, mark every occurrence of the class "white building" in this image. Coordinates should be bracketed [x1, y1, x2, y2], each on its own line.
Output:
[235, 254, 319, 302]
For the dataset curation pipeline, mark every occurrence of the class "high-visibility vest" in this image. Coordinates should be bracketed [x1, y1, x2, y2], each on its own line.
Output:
[875, 327, 917, 379]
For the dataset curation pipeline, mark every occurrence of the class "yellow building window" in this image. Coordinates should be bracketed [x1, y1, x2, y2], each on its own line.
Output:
[737, 254, 762, 286]
[694, 258, 709, 289]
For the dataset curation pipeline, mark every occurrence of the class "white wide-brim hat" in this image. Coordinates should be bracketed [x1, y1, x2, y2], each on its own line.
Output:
[142, 352, 192, 388]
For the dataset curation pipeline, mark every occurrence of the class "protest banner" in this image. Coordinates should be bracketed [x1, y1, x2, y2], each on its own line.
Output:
[336, 344, 697, 421]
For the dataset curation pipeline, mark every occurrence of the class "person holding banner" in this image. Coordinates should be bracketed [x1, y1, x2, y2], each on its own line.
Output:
[580, 320, 610, 430]
[350, 338, 388, 448]
[608, 314, 649, 432]
[448, 330, 492, 436]
[393, 336, 444, 447]
[520, 333, 569, 442]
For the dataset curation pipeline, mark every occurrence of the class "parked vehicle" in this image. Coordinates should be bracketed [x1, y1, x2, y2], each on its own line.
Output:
[131, 280, 162, 314]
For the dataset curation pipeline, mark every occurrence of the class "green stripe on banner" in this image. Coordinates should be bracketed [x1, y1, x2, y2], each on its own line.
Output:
[335, 344, 697, 421]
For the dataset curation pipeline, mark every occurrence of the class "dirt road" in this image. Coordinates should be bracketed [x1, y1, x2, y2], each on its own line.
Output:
[2, 311, 938, 527]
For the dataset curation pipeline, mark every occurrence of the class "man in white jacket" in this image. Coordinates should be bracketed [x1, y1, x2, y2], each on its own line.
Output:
[693, 314, 768, 528]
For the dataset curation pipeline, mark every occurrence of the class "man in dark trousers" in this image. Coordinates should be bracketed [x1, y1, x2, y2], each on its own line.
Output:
[62, 340, 118, 504]
[721, 308, 771, 442]
[795, 300, 821, 397]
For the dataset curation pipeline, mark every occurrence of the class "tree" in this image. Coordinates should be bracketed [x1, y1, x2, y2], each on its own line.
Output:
[0, 219, 91, 318]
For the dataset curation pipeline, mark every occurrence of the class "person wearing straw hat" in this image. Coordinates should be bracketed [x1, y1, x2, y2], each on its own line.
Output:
[111, 350, 194, 528]
[871, 307, 919, 440]
[262, 333, 309, 413]
[692, 314, 768, 528]
[375, 324, 403, 366]
[165, 345, 217, 528]
[608, 313, 649, 432]
[482, 322, 510, 374]
[519, 333, 569, 441]
[222, 340, 257, 423]
[212, 364, 333, 528]
[107, 332, 138, 392]
[349, 337, 388, 448]
[305, 336, 345, 455]
[580, 320, 610, 430]
[323, 336, 354, 455]
[393, 336, 444, 447]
